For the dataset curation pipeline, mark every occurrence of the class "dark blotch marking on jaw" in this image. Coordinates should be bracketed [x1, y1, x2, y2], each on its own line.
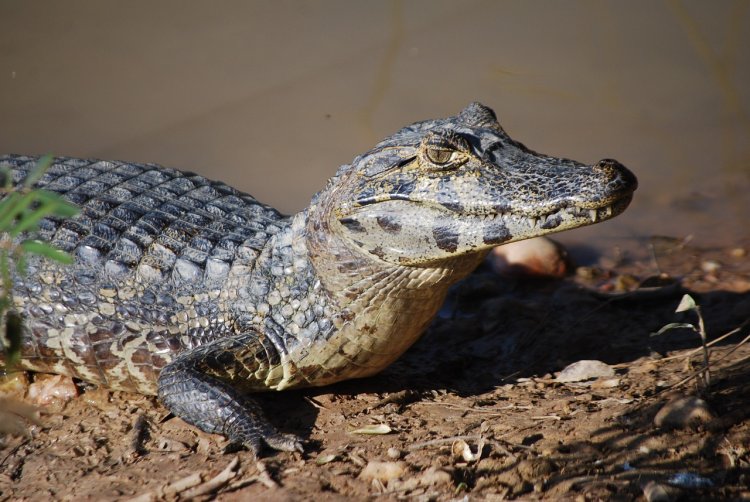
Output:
[433, 225, 459, 253]
[540, 214, 562, 230]
[391, 180, 416, 197]
[436, 178, 463, 212]
[483, 225, 510, 245]
[370, 246, 387, 260]
[339, 217, 365, 233]
[440, 200, 464, 212]
[376, 215, 402, 233]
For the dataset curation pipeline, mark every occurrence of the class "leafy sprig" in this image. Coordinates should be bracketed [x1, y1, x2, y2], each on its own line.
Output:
[0, 155, 79, 366]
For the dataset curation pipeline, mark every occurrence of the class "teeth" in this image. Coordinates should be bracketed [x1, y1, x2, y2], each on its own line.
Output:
[477, 204, 614, 226]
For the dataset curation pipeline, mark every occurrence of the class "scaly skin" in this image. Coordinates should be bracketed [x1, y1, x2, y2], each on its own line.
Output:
[0, 103, 637, 455]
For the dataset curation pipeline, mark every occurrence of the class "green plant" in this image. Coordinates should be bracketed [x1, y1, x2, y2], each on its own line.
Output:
[652, 293, 710, 390]
[0, 155, 79, 367]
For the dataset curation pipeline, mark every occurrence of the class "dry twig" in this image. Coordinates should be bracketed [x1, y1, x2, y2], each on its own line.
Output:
[126, 457, 241, 501]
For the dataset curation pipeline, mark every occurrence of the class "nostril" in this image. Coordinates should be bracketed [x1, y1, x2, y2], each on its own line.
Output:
[596, 158, 638, 191]
[596, 158, 622, 170]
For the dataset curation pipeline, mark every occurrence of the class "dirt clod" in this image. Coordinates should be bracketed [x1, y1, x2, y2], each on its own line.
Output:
[654, 396, 714, 430]
[358, 460, 407, 483]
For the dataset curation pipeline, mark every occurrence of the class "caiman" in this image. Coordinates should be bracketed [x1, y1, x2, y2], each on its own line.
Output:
[0, 103, 637, 455]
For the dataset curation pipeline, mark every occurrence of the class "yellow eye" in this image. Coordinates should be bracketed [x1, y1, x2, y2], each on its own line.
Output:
[425, 147, 456, 165]
[420, 131, 470, 169]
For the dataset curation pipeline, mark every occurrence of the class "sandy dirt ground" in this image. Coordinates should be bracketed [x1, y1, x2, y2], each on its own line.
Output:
[1, 238, 749, 501]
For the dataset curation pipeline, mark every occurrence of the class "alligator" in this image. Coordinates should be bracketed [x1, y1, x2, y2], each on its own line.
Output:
[0, 103, 637, 455]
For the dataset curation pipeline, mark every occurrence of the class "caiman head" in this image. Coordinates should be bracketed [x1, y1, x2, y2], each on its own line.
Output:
[309, 102, 637, 269]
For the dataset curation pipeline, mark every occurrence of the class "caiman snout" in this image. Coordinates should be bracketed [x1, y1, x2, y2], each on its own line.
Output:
[595, 158, 639, 194]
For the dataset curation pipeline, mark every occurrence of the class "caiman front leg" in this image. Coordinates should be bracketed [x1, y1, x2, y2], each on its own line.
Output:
[156, 331, 303, 455]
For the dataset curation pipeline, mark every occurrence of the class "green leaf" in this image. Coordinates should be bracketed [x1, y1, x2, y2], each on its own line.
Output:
[0, 250, 10, 291]
[33, 189, 79, 217]
[9, 192, 77, 237]
[0, 165, 12, 190]
[8, 198, 55, 236]
[15, 252, 28, 276]
[675, 294, 697, 313]
[20, 240, 74, 264]
[651, 322, 696, 337]
[0, 192, 27, 232]
[0, 296, 10, 313]
[3, 310, 23, 367]
[22, 154, 54, 188]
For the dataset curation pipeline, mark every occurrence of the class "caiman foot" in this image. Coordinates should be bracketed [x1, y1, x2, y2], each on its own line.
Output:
[157, 359, 303, 456]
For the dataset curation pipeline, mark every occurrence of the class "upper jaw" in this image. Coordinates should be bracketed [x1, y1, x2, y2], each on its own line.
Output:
[486, 192, 634, 239]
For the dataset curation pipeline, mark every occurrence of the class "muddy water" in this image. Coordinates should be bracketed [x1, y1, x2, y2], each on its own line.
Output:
[1, 1, 748, 257]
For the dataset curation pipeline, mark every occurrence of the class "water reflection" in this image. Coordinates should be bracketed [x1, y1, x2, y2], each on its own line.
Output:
[0, 0, 747, 255]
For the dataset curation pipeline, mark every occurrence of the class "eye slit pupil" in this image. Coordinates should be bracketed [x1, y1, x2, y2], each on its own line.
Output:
[427, 148, 454, 165]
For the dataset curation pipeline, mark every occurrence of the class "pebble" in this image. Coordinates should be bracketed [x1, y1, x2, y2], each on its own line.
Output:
[0, 372, 30, 398]
[27, 374, 78, 406]
[315, 453, 338, 465]
[575, 266, 601, 280]
[489, 237, 568, 278]
[386, 447, 402, 460]
[415, 467, 452, 486]
[358, 460, 407, 482]
[642, 480, 678, 502]
[592, 377, 621, 389]
[555, 360, 615, 382]
[700, 260, 721, 273]
[654, 396, 714, 429]
[614, 274, 640, 292]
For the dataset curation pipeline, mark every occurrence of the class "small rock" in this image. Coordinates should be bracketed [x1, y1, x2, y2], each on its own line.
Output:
[417, 467, 452, 486]
[27, 374, 78, 406]
[576, 266, 596, 280]
[0, 397, 41, 436]
[489, 237, 569, 278]
[614, 274, 640, 292]
[82, 387, 113, 409]
[700, 260, 721, 273]
[386, 447, 401, 460]
[729, 247, 746, 258]
[316, 453, 338, 465]
[643, 480, 679, 502]
[358, 460, 407, 483]
[592, 377, 621, 389]
[0, 372, 30, 398]
[654, 396, 714, 429]
[555, 360, 615, 382]
[156, 437, 191, 452]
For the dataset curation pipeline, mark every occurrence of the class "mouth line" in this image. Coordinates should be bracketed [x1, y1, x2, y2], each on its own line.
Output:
[350, 192, 633, 231]
[461, 194, 634, 233]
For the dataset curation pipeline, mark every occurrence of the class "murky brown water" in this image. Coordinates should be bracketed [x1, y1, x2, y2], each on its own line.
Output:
[1, 1, 748, 256]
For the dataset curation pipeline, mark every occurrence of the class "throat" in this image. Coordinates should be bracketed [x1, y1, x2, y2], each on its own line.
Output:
[296, 208, 487, 386]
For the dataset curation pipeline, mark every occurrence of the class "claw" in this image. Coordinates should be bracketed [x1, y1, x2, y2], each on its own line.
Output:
[263, 431, 304, 453]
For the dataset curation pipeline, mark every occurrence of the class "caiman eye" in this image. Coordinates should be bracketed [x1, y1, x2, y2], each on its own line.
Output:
[425, 147, 457, 165]
[420, 131, 470, 170]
